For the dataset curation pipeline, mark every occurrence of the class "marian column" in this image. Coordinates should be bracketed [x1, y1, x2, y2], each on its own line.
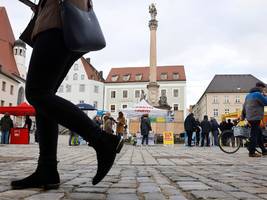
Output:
[147, 3, 159, 106]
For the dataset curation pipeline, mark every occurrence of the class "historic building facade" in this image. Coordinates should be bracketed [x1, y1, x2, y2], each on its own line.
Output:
[192, 74, 264, 122]
[0, 7, 27, 107]
[104, 65, 187, 117]
[56, 58, 105, 109]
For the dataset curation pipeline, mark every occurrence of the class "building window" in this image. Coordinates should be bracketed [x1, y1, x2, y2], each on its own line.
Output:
[224, 96, 229, 103]
[173, 104, 179, 111]
[225, 108, 230, 114]
[235, 96, 240, 103]
[79, 84, 85, 92]
[1, 100, 4, 106]
[10, 85, 14, 95]
[74, 64, 79, 71]
[173, 73, 179, 80]
[19, 49, 23, 56]
[122, 104, 127, 109]
[135, 90, 141, 98]
[135, 74, 142, 81]
[213, 96, 218, 103]
[73, 73, 78, 80]
[79, 100, 85, 103]
[14, 49, 17, 55]
[173, 89, 179, 97]
[9, 103, 12, 106]
[111, 91, 116, 98]
[123, 74, 130, 81]
[161, 89, 166, 96]
[93, 101, 98, 109]
[2, 81, 6, 91]
[160, 73, 168, 80]
[58, 85, 64, 93]
[110, 105, 116, 112]
[123, 90, 128, 98]
[81, 74, 85, 80]
[213, 109, 218, 117]
[66, 84, 71, 92]
[111, 75, 119, 82]
[94, 86, 99, 93]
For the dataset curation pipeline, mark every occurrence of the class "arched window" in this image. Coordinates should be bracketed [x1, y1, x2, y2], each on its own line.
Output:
[17, 87, 25, 105]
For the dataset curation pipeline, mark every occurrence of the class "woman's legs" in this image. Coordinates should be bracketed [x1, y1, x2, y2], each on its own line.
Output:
[11, 29, 123, 189]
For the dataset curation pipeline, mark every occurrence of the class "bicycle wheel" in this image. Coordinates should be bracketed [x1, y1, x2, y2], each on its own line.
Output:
[218, 130, 241, 154]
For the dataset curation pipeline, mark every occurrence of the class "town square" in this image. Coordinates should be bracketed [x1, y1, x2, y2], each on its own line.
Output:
[1, 0, 267, 199]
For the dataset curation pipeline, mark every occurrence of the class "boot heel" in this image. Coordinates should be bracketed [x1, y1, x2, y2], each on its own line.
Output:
[116, 138, 124, 153]
[44, 183, 60, 190]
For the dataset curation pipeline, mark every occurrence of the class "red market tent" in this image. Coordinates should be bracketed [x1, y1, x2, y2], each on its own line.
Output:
[0, 102, 35, 116]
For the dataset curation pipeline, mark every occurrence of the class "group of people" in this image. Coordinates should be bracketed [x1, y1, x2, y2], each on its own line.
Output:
[184, 113, 234, 147]
[0, 113, 32, 144]
[184, 81, 267, 158]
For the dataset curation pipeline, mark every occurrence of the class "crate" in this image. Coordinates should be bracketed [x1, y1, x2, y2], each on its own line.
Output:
[233, 126, 250, 138]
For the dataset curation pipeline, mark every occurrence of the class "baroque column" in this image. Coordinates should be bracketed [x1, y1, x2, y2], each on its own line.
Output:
[147, 3, 159, 106]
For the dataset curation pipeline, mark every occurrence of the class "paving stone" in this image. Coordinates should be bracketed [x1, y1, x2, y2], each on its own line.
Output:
[1, 135, 267, 200]
[24, 193, 65, 200]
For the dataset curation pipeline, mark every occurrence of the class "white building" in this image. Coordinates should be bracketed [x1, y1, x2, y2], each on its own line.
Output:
[104, 65, 187, 117]
[0, 7, 26, 107]
[57, 58, 105, 109]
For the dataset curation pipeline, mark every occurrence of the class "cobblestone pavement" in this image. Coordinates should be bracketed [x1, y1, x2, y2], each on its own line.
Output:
[1, 135, 267, 200]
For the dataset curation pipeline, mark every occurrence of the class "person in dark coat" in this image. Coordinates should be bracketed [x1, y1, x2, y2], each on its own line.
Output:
[24, 115, 32, 133]
[140, 114, 152, 145]
[219, 119, 227, 133]
[200, 115, 211, 147]
[195, 119, 201, 146]
[184, 113, 196, 147]
[210, 117, 219, 146]
[0, 113, 13, 144]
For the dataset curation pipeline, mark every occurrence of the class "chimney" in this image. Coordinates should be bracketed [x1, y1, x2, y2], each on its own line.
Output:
[99, 71, 103, 78]
[86, 58, 91, 64]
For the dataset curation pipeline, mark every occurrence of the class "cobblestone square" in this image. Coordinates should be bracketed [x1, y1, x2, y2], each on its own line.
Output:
[1, 135, 267, 200]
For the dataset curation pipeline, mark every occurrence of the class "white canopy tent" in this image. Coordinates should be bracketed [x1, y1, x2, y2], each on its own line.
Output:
[120, 99, 168, 118]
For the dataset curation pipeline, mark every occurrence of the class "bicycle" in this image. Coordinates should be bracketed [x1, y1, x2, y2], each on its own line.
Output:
[218, 125, 266, 154]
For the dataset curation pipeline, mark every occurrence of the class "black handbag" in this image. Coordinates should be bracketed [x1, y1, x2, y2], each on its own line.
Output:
[60, 0, 106, 52]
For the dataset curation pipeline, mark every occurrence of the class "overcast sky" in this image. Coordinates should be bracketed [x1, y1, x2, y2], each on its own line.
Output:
[2, 0, 267, 108]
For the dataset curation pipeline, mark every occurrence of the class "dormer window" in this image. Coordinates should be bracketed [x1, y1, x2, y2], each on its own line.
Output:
[173, 73, 179, 80]
[123, 74, 130, 81]
[160, 73, 168, 80]
[111, 75, 119, 82]
[135, 74, 142, 81]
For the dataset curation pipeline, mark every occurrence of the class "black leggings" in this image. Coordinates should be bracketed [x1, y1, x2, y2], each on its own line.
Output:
[26, 29, 100, 163]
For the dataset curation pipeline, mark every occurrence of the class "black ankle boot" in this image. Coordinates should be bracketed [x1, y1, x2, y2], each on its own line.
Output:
[90, 133, 124, 185]
[11, 162, 60, 190]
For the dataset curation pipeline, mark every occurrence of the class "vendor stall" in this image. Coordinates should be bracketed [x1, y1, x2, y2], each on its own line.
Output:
[0, 102, 35, 144]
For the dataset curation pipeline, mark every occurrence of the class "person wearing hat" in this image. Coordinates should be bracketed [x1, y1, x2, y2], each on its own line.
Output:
[241, 81, 267, 157]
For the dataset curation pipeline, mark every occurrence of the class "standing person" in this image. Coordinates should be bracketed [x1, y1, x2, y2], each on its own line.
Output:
[225, 119, 234, 131]
[210, 117, 219, 146]
[195, 119, 201, 146]
[93, 115, 102, 128]
[11, 0, 124, 189]
[116, 112, 126, 137]
[241, 82, 267, 157]
[200, 115, 211, 147]
[24, 115, 32, 133]
[140, 114, 152, 145]
[103, 113, 114, 134]
[0, 113, 13, 144]
[184, 113, 196, 147]
[219, 119, 227, 133]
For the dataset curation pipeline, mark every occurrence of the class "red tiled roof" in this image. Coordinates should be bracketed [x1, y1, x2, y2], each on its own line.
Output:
[0, 7, 20, 76]
[105, 65, 186, 83]
[81, 57, 104, 82]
